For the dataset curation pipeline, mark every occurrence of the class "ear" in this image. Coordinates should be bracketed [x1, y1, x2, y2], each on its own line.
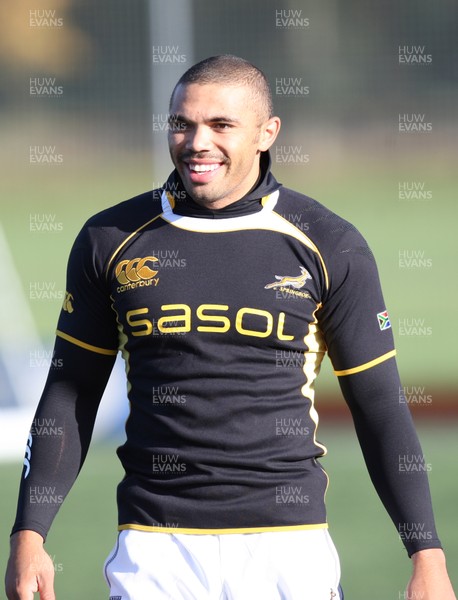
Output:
[258, 116, 281, 151]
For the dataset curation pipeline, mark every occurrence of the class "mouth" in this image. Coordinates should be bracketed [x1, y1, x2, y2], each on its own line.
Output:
[184, 160, 224, 184]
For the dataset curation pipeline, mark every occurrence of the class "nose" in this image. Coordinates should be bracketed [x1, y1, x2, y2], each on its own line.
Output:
[185, 125, 212, 152]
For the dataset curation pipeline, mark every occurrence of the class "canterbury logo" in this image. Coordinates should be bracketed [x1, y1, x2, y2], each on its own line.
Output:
[23, 433, 33, 479]
[265, 266, 311, 290]
[115, 257, 159, 285]
[62, 292, 74, 313]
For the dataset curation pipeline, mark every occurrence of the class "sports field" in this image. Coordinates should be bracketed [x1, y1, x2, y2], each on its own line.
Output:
[1, 423, 456, 599]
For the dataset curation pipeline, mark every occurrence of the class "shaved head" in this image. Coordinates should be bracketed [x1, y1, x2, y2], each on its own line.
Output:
[169, 55, 274, 123]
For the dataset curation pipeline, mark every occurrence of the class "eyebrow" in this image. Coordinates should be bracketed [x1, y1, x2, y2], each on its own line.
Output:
[168, 113, 242, 125]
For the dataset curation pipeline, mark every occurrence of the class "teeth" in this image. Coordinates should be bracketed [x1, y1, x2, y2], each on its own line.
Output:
[189, 163, 220, 173]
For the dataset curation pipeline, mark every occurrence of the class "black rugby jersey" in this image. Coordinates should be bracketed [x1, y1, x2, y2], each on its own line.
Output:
[54, 157, 397, 534]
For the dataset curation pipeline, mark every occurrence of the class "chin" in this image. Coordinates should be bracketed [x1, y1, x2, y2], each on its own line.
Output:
[190, 192, 215, 205]
[188, 185, 217, 202]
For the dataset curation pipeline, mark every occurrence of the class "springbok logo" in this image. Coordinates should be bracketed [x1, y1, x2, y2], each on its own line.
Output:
[265, 266, 311, 290]
[115, 257, 159, 293]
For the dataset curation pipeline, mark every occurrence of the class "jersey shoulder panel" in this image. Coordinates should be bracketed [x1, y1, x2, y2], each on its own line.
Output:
[71, 189, 163, 278]
[276, 187, 393, 373]
[57, 189, 163, 352]
[84, 188, 163, 228]
[276, 187, 376, 292]
[276, 187, 370, 256]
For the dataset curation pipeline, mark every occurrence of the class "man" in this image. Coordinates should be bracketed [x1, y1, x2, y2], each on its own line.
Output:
[5, 55, 456, 599]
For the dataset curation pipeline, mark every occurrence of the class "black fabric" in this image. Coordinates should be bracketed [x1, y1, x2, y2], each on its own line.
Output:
[338, 360, 440, 557]
[11, 338, 115, 540]
[11, 157, 442, 558]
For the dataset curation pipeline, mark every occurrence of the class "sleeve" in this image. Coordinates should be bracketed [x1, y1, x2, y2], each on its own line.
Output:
[11, 224, 118, 539]
[11, 337, 116, 540]
[56, 224, 119, 355]
[338, 359, 441, 557]
[318, 228, 395, 375]
[318, 227, 441, 557]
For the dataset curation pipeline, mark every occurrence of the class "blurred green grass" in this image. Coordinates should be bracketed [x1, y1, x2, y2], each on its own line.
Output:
[1, 424, 456, 599]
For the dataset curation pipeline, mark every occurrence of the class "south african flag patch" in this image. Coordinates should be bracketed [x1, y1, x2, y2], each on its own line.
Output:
[377, 310, 391, 331]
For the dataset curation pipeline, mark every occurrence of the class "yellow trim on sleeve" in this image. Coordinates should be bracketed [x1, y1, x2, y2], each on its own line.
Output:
[56, 330, 117, 356]
[334, 349, 396, 377]
[118, 523, 328, 535]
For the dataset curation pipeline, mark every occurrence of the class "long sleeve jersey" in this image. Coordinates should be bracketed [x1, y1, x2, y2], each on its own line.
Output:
[12, 152, 441, 557]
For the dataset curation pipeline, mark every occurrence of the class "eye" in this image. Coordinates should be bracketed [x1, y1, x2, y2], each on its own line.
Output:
[213, 123, 233, 130]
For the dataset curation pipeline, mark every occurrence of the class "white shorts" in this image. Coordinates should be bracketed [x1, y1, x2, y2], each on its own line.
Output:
[103, 528, 342, 600]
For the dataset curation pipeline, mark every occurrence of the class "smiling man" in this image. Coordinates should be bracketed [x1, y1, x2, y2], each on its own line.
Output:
[167, 68, 279, 209]
[5, 55, 456, 600]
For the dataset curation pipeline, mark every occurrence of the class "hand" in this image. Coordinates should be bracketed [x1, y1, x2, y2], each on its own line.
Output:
[5, 530, 56, 600]
[406, 548, 456, 600]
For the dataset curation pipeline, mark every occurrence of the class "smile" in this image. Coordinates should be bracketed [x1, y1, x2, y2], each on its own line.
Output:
[188, 163, 222, 173]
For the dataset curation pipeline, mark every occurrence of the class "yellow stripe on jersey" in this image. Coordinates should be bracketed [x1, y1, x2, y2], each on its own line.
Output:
[334, 349, 396, 377]
[161, 190, 330, 291]
[105, 213, 164, 277]
[118, 523, 329, 535]
[56, 330, 117, 356]
[275, 213, 329, 291]
[302, 303, 327, 456]
[166, 192, 176, 209]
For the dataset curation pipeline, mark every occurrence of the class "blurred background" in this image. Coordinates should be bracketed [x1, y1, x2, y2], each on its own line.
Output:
[1, 1, 456, 598]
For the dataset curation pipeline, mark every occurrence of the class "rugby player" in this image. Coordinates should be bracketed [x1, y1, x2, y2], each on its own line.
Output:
[5, 55, 456, 599]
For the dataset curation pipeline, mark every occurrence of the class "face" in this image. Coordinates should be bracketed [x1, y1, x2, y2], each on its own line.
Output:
[168, 83, 280, 209]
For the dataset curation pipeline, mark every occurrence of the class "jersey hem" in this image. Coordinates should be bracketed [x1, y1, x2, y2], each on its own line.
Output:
[118, 523, 329, 535]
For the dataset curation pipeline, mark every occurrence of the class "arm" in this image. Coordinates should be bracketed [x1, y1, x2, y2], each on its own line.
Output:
[5, 337, 116, 600]
[338, 358, 440, 556]
[408, 549, 456, 599]
[338, 360, 456, 599]
[315, 222, 455, 596]
[6, 531, 54, 600]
